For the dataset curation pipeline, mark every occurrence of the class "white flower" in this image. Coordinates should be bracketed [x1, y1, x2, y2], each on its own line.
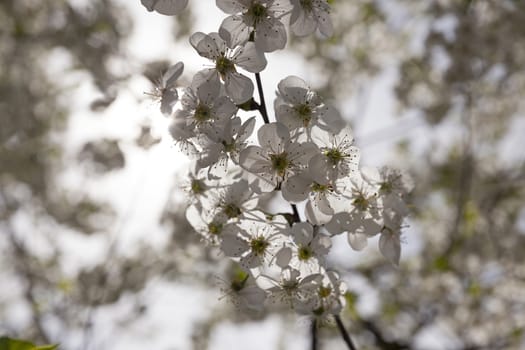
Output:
[220, 214, 290, 269]
[239, 122, 319, 192]
[168, 117, 199, 156]
[375, 167, 413, 217]
[331, 167, 382, 216]
[289, 0, 333, 37]
[180, 164, 212, 204]
[141, 0, 188, 15]
[309, 270, 346, 317]
[274, 222, 331, 273]
[197, 116, 256, 178]
[309, 126, 360, 183]
[378, 210, 404, 265]
[186, 205, 235, 244]
[325, 212, 382, 251]
[281, 170, 339, 225]
[215, 179, 259, 221]
[266, 267, 321, 310]
[274, 76, 344, 133]
[217, 0, 291, 52]
[175, 78, 237, 132]
[147, 62, 183, 116]
[218, 269, 266, 311]
[190, 32, 267, 103]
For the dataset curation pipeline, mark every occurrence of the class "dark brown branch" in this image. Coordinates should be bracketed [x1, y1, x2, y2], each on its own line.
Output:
[334, 314, 357, 350]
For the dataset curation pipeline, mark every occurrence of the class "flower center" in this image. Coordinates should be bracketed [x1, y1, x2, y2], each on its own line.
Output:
[270, 152, 289, 176]
[380, 181, 393, 194]
[325, 148, 343, 165]
[311, 182, 329, 193]
[353, 194, 369, 211]
[231, 273, 249, 292]
[294, 104, 312, 126]
[250, 236, 269, 256]
[298, 246, 313, 261]
[215, 55, 235, 79]
[208, 222, 223, 235]
[248, 2, 267, 26]
[300, 0, 314, 12]
[282, 280, 299, 294]
[224, 203, 241, 218]
[191, 179, 206, 194]
[194, 104, 211, 122]
[222, 140, 236, 153]
[318, 286, 332, 298]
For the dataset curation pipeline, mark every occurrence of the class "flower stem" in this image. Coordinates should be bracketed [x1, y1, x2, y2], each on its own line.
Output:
[255, 72, 270, 124]
[291, 203, 300, 223]
[334, 314, 357, 350]
[311, 317, 318, 350]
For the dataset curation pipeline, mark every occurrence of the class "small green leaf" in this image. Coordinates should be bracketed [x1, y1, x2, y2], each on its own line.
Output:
[0, 337, 58, 350]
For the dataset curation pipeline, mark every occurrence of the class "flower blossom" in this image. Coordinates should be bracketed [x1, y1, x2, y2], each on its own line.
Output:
[239, 122, 319, 192]
[289, 0, 333, 37]
[147, 61, 183, 116]
[190, 32, 267, 104]
[217, 0, 291, 52]
[141, 0, 189, 15]
[274, 76, 344, 134]
[220, 214, 291, 269]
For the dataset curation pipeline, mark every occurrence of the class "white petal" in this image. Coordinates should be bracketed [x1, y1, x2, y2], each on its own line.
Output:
[190, 32, 221, 60]
[160, 89, 178, 116]
[312, 234, 331, 255]
[141, 0, 188, 15]
[305, 200, 332, 225]
[192, 69, 221, 94]
[239, 145, 269, 173]
[379, 231, 401, 265]
[221, 233, 249, 257]
[213, 96, 238, 120]
[275, 104, 304, 130]
[216, 0, 247, 14]
[224, 72, 254, 104]
[315, 194, 334, 216]
[257, 122, 290, 152]
[185, 205, 206, 232]
[308, 154, 331, 185]
[275, 247, 292, 268]
[291, 222, 313, 246]
[287, 141, 319, 167]
[347, 232, 368, 251]
[277, 76, 309, 104]
[284, 173, 311, 195]
[219, 15, 251, 48]
[162, 62, 184, 87]
[290, 8, 316, 37]
[316, 9, 333, 37]
[316, 105, 344, 132]
[237, 116, 256, 142]
[235, 42, 267, 73]
[325, 212, 352, 234]
[281, 175, 309, 202]
[255, 17, 287, 52]
[241, 253, 263, 269]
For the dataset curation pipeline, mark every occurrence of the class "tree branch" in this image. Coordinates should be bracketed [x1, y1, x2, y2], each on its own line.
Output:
[334, 314, 357, 350]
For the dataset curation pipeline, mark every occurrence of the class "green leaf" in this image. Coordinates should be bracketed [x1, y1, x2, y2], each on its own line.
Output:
[0, 337, 58, 350]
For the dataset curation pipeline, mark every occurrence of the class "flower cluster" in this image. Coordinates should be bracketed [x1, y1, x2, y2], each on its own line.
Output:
[142, 0, 412, 317]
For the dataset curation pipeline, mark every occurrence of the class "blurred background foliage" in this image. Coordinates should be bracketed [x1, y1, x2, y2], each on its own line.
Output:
[1, 0, 524, 349]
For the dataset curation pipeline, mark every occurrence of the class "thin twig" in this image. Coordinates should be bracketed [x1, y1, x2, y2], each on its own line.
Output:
[291, 204, 300, 223]
[255, 72, 270, 124]
[334, 314, 357, 350]
[311, 317, 318, 350]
